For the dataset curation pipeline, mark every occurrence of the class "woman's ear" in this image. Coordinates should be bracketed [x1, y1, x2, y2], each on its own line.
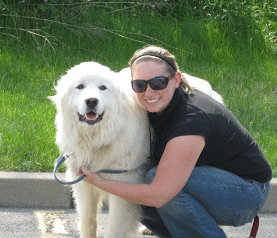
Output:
[173, 72, 182, 88]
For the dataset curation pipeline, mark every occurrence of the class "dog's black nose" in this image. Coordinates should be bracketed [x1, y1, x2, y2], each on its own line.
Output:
[85, 98, 98, 108]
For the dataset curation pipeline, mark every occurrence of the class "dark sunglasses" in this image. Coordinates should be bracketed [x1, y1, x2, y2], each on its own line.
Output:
[131, 75, 173, 93]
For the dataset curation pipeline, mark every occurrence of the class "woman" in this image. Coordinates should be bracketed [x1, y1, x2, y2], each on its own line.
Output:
[80, 45, 272, 237]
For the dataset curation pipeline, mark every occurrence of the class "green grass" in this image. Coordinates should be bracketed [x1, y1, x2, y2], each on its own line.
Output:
[0, 1, 276, 176]
[0, 51, 57, 171]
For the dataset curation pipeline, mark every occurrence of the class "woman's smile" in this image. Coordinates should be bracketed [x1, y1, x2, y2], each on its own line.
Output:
[145, 98, 160, 104]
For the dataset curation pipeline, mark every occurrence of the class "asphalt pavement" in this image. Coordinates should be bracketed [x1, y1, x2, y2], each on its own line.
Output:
[0, 207, 277, 238]
[0, 172, 276, 237]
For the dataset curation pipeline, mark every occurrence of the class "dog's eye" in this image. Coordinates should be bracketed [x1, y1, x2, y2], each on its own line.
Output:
[76, 84, 85, 90]
[99, 85, 107, 90]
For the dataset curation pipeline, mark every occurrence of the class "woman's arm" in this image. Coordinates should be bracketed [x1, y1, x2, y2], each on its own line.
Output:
[80, 135, 205, 207]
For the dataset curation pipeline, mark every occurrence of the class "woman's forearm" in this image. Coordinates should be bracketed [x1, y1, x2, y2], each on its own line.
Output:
[81, 167, 167, 207]
[97, 179, 161, 206]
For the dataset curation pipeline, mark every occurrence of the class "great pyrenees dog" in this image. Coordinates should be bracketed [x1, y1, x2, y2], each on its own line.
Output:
[50, 61, 223, 238]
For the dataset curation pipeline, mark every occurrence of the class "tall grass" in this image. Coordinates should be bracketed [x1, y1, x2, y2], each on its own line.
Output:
[0, 1, 276, 175]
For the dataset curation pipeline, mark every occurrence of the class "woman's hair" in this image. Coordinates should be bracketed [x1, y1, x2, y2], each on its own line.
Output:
[129, 45, 194, 94]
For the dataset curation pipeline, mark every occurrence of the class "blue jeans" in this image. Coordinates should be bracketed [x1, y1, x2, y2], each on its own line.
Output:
[141, 166, 270, 238]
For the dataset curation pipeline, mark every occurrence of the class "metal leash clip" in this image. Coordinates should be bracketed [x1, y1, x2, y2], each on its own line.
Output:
[53, 152, 86, 186]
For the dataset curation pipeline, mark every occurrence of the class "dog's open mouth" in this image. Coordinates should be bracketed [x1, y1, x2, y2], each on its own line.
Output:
[78, 111, 104, 125]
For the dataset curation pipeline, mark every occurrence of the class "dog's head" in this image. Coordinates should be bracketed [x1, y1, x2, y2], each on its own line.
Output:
[50, 62, 121, 128]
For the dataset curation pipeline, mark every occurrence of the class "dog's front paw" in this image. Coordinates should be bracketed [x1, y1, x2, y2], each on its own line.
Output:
[138, 225, 155, 235]
[80, 226, 97, 238]
[80, 233, 97, 238]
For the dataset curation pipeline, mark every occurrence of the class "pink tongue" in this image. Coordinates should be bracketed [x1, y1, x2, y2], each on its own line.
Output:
[85, 112, 98, 120]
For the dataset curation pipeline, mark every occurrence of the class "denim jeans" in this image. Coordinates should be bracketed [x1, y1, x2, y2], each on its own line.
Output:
[141, 166, 270, 238]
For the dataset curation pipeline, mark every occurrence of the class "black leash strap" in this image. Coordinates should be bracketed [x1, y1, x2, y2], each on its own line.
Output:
[53, 152, 129, 186]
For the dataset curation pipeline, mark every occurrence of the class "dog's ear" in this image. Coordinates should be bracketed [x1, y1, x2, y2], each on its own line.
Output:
[48, 95, 57, 104]
[48, 80, 58, 102]
[48, 76, 63, 106]
[48, 82, 59, 105]
[48, 72, 72, 110]
[48, 84, 67, 113]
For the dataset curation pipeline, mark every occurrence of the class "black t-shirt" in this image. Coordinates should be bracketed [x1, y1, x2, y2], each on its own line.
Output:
[148, 87, 272, 183]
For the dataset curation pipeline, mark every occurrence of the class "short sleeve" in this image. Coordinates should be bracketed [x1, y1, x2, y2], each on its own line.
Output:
[167, 111, 211, 143]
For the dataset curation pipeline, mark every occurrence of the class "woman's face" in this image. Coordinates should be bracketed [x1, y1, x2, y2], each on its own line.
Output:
[132, 61, 181, 114]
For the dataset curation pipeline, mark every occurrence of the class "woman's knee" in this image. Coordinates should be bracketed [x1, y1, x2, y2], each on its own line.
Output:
[145, 166, 158, 184]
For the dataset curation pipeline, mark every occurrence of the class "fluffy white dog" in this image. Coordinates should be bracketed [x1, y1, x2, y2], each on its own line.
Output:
[50, 62, 223, 238]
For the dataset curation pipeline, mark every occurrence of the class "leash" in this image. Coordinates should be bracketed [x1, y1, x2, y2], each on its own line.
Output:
[53, 152, 129, 186]
[249, 215, 259, 238]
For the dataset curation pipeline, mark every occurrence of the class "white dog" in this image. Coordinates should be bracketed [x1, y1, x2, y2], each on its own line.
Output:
[50, 62, 223, 238]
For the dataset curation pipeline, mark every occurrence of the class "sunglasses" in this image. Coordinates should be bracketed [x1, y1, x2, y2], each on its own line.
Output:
[131, 75, 173, 93]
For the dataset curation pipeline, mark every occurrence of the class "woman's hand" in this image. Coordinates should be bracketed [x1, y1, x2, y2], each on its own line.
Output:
[78, 166, 105, 186]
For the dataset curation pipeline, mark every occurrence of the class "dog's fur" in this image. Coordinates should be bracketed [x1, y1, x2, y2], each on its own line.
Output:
[50, 62, 223, 238]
